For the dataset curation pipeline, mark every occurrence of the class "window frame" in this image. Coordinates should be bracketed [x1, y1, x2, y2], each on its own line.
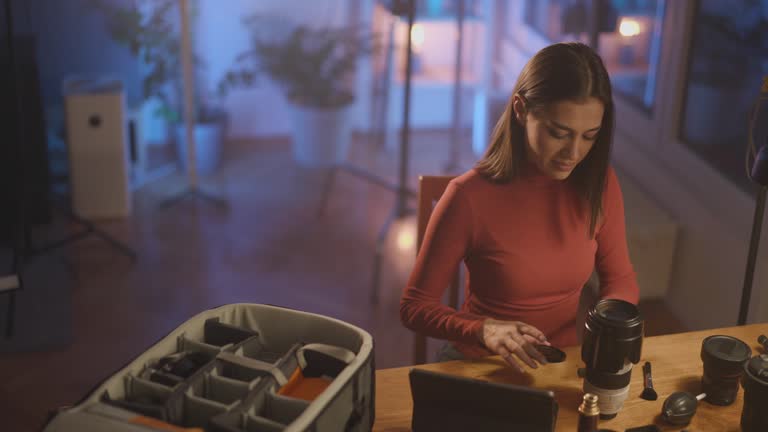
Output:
[655, 0, 753, 214]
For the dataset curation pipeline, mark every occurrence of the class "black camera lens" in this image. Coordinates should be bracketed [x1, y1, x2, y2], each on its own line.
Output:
[741, 354, 768, 432]
[581, 299, 644, 418]
[700, 335, 751, 406]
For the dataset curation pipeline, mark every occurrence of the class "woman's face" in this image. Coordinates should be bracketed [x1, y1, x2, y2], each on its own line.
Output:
[514, 96, 604, 180]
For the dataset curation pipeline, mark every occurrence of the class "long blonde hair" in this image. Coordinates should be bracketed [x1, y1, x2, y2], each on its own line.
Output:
[476, 42, 614, 238]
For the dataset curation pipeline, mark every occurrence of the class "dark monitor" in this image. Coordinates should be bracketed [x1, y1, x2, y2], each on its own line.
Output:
[409, 368, 559, 432]
[0, 0, 52, 246]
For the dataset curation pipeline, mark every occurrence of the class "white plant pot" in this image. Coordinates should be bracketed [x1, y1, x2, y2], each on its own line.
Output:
[175, 122, 223, 175]
[289, 103, 353, 167]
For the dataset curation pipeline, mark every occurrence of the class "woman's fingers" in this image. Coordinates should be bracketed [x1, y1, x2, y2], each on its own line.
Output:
[503, 337, 538, 369]
[513, 333, 548, 365]
[497, 345, 525, 373]
[518, 323, 548, 344]
[522, 334, 539, 344]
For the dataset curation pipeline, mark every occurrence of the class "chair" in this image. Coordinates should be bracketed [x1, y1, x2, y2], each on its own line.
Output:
[412, 175, 460, 365]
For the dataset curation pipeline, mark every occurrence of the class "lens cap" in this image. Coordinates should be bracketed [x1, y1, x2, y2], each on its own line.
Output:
[535, 344, 566, 363]
[701, 335, 752, 369]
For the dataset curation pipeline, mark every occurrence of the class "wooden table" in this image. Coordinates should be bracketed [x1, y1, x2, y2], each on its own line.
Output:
[374, 323, 768, 431]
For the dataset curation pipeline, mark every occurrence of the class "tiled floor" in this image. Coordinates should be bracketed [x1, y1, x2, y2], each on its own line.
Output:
[0, 130, 685, 431]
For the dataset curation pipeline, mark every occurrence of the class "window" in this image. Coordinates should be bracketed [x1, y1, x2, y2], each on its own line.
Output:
[522, 0, 613, 42]
[415, 0, 483, 19]
[522, 0, 666, 111]
[597, 0, 665, 111]
[680, 0, 768, 193]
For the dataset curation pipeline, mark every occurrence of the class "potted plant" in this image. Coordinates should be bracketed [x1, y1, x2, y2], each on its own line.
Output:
[219, 16, 377, 167]
[86, 0, 225, 174]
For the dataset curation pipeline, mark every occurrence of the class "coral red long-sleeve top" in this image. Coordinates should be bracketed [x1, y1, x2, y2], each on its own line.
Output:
[400, 164, 639, 358]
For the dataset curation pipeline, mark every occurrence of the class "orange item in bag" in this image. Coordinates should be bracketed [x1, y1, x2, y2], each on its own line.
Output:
[278, 368, 332, 401]
[129, 415, 203, 431]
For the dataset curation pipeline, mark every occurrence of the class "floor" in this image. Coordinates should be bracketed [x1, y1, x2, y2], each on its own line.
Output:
[0, 130, 685, 431]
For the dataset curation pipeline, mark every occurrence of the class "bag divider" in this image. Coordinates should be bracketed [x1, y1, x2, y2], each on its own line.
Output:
[182, 392, 240, 428]
[126, 374, 174, 402]
[218, 352, 288, 386]
[178, 334, 231, 357]
[243, 414, 286, 432]
[205, 318, 259, 347]
[262, 391, 310, 425]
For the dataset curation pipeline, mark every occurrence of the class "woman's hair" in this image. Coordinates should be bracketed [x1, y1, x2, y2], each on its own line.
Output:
[476, 42, 614, 238]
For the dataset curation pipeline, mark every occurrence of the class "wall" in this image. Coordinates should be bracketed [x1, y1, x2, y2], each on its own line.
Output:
[13, 0, 143, 109]
[614, 130, 768, 330]
[193, 0, 357, 138]
[195, 0, 491, 140]
[10, 0, 149, 187]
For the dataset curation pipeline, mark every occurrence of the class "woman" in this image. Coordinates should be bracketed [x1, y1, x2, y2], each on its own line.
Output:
[400, 42, 639, 373]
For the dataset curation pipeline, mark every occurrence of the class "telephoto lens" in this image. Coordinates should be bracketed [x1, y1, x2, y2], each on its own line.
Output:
[581, 299, 644, 419]
[700, 335, 751, 406]
[740, 354, 768, 431]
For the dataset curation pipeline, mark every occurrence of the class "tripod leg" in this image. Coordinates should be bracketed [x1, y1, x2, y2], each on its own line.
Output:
[192, 189, 229, 209]
[90, 229, 138, 261]
[158, 189, 194, 209]
[371, 211, 396, 304]
[317, 167, 338, 219]
[30, 230, 90, 257]
[5, 291, 15, 339]
[68, 212, 138, 261]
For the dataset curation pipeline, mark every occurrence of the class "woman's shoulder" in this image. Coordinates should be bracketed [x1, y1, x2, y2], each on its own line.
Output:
[450, 168, 491, 191]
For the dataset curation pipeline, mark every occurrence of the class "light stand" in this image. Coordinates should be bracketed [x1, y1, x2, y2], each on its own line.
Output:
[368, 0, 417, 303]
[317, 8, 416, 218]
[0, 0, 39, 338]
[1, 262, 20, 339]
[2, 0, 21, 338]
[738, 144, 768, 325]
[158, 0, 226, 210]
[316, 0, 418, 303]
[443, 0, 465, 174]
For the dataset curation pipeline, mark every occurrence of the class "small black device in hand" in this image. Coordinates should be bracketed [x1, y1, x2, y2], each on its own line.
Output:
[535, 344, 566, 363]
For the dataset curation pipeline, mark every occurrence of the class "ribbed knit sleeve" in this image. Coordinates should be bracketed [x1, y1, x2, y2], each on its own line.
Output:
[595, 168, 640, 304]
[399, 180, 486, 344]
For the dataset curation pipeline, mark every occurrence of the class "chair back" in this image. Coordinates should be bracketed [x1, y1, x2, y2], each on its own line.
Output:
[413, 175, 459, 364]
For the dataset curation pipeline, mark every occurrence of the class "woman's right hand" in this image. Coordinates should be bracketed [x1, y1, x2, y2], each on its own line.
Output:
[479, 319, 550, 373]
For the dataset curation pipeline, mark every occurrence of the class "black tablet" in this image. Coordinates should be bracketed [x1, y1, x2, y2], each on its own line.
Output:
[409, 368, 559, 432]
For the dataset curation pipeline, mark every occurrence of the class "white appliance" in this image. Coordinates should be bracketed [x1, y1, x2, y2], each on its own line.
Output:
[64, 78, 131, 219]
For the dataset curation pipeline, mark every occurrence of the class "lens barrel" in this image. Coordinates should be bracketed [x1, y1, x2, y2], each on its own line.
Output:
[700, 335, 751, 406]
[581, 299, 644, 418]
